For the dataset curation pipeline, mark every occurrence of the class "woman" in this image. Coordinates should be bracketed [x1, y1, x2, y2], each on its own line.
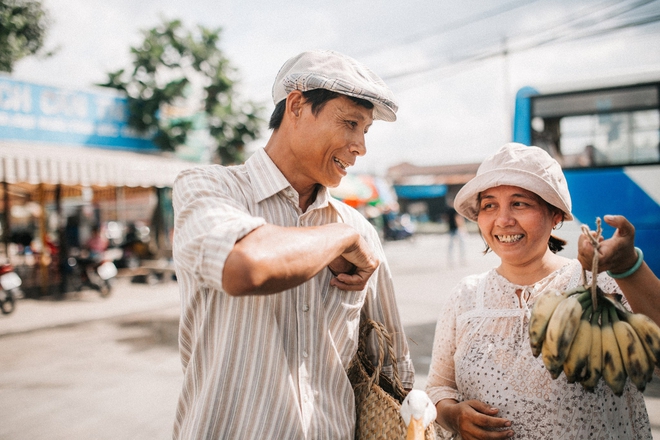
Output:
[426, 143, 654, 439]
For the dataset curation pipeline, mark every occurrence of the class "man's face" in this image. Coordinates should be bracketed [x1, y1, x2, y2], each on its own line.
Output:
[292, 95, 374, 189]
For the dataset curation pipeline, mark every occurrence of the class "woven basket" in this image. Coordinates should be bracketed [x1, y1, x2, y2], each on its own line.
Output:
[347, 317, 436, 440]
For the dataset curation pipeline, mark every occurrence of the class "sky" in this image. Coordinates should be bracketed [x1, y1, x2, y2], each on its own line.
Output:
[11, 0, 660, 175]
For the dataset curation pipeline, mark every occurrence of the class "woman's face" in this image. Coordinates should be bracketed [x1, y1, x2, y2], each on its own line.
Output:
[477, 185, 563, 266]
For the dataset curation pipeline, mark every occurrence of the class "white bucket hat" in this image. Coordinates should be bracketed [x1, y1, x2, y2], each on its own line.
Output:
[272, 50, 398, 122]
[454, 142, 573, 222]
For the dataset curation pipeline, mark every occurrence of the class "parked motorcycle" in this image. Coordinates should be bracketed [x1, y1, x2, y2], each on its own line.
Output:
[66, 254, 117, 298]
[0, 263, 23, 314]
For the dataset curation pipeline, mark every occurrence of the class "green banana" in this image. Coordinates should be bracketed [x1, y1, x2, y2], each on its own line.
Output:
[580, 305, 602, 392]
[541, 293, 585, 379]
[563, 305, 592, 383]
[612, 305, 651, 392]
[601, 303, 627, 396]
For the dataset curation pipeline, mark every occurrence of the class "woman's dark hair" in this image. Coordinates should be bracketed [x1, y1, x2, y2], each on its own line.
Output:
[268, 88, 374, 129]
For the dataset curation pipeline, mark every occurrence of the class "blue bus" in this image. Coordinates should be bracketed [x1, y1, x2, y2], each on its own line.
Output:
[512, 79, 660, 276]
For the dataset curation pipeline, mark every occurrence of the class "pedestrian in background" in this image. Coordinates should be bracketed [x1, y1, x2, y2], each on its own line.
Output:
[445, 203, 467, 266]
[426, 143, 655, 439]
[171, 50, 414, 439]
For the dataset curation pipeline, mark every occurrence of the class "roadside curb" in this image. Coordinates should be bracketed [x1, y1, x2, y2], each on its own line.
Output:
[0, 278, 180, 337]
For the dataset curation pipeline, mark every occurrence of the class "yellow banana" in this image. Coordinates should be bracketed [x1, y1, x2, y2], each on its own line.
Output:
[601, 303, 627, 396]
[542, 294, 584, 379]
[612, 306, 651, 392]
[622, 311, 660, 369]
[563, 305, 592, 383]
[580, 305, 602, 392]
[529, 288, 569, 357]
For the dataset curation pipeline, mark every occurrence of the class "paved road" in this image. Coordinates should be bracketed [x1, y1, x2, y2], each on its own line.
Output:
[0, 231, 658, 439]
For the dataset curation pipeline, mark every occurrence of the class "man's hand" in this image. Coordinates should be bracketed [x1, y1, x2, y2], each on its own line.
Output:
[438, 399, 513, 440]
[328, 256, 356, 276]
[329, 235, 379, 291]
[578, 215, 637, 274]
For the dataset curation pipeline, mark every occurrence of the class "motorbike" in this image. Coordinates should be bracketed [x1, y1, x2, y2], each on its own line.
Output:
[0, 263, 23, 315]
[66, 253, 118, 298]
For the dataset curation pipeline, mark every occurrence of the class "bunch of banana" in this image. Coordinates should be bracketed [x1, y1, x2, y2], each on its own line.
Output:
[529, 286, 660, 396]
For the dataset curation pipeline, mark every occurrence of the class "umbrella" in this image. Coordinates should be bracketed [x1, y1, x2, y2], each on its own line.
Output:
[330, 174, 380, 208]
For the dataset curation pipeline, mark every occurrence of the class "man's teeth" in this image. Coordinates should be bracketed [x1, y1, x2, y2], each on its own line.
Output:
[497, 234, 523, 243]
[334, 158, 348, 169]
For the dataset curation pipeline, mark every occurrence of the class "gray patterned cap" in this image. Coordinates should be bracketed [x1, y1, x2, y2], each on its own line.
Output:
[272, 50, 398, 122]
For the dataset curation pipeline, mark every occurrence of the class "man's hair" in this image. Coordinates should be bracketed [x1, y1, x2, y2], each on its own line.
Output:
[268, 89, 374, 130]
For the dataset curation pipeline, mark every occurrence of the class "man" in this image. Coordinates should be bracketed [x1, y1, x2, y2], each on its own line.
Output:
[172, 50, 413, 439]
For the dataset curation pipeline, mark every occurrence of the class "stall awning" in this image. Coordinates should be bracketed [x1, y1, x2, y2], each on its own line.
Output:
[0, 142, 199, 188]
[393, 184, 447, 200]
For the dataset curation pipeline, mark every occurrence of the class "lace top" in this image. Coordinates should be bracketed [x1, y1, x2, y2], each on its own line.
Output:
[426, 259, 652, 439]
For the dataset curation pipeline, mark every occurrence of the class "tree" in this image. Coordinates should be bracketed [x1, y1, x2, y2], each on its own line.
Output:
[99, 18, 264, 165]
[0, 0, 51, 72]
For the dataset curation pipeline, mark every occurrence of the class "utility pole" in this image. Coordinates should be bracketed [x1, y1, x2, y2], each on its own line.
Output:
[501, 36, 512, 142]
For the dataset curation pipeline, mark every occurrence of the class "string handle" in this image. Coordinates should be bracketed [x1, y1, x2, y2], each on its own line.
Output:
[580, 217, 603, 307]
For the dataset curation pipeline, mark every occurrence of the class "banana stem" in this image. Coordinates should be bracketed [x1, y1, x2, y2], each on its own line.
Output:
[611, 301, 629, 321]
[601, 303, 611, 327]
[591, 304, 602, 325]
[609, 304, 620, 324]
[577, 289, 593, 307]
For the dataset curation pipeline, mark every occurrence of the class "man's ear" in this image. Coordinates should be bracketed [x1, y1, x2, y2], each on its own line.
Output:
[286, 90, 304, 118]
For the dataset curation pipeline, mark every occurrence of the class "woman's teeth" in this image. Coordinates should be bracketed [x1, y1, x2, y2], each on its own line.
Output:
[334, 157, 348, 170]
[497, 234, 523, 243]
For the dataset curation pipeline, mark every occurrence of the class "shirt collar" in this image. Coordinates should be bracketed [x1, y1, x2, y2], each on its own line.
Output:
[246, 148, 293, 203]
[245, 147, 335, 211]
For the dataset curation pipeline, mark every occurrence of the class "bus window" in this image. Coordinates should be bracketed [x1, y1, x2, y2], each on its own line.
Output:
[546, 109, 660, 167]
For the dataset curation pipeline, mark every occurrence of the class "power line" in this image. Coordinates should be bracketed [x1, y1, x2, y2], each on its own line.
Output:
[353, 0, 543, 57]
[383, 0, 659, 85]
[384, 0, 652, 81]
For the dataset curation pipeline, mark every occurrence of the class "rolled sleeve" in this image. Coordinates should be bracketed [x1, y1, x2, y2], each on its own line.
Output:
[173, 167, 266, 292]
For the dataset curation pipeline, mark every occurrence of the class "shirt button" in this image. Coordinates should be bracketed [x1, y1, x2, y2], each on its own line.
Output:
[303, 351, 309, 358]
[302, 304, 309, 312]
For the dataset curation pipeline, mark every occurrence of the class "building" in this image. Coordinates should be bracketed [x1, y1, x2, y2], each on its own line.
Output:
[386, 161, 480, 222]
[0, 76, 198, 296]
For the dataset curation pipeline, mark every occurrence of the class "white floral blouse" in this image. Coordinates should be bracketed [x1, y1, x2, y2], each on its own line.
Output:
[426, 259, 652, 439]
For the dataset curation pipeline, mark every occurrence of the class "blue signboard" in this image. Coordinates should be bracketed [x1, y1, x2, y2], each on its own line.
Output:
[0, 76, 157, 151]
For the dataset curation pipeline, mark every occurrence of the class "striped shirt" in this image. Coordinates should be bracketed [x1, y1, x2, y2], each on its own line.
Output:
[171, 147, 414, 439]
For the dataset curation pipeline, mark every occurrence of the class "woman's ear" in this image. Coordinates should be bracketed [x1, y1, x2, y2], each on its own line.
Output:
[552, 209, 565, 229]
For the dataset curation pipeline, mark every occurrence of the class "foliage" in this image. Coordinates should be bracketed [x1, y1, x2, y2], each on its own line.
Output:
[99, 18, 264, 164]
[0, 0, 51, 72]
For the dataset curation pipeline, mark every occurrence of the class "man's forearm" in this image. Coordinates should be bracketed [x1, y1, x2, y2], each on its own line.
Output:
[222, 223, 371, 295]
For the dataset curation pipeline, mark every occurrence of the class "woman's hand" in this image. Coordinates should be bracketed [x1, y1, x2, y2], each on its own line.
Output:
[579, 215, 660, 324]
[578, 215, 637, 274]
[437, 399, 513, 439]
